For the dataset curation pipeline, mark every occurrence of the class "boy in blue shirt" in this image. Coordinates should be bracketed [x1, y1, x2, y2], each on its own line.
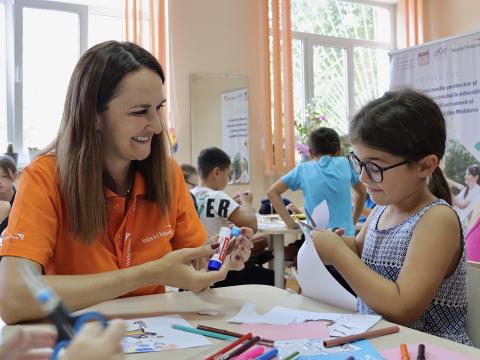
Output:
[268, 127, 366, 295]
[268, 127, 366, 235]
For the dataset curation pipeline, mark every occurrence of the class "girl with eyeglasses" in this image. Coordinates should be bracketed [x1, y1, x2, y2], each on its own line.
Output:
[310, 88, 470, 344]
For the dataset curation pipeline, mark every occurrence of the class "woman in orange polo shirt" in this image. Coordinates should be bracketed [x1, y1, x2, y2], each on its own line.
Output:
[0, 41, 253, 324]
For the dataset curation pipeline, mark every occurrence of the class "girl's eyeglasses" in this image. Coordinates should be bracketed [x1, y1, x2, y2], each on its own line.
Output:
[347, 152, 409, 183]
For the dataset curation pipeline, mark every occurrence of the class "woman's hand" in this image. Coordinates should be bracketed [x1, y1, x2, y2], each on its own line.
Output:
[63, 320, 126, 360]
[310, 229, 347, 264]
[141, 245, 231, 292]
[0, 327, 56, 360]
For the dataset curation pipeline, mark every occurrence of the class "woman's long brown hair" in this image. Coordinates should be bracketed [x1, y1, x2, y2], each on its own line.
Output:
[48, 41, 171, 243]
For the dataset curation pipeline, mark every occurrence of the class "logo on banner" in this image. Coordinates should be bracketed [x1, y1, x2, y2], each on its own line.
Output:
[417, 50, 430, 66]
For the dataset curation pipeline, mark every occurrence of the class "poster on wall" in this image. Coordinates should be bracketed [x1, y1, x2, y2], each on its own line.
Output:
[390, 31, 480, 227]
[222, 88, 250, 184]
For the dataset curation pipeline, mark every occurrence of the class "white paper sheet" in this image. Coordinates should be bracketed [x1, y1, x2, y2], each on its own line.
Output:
[122, 315, 211, 353]
[227, 302, 296, 325]
[296, 223, 357, 311]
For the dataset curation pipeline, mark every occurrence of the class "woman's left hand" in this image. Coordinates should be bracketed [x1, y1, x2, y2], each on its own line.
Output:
[224, 227, 254, 271]
[310, 229, 346, 265]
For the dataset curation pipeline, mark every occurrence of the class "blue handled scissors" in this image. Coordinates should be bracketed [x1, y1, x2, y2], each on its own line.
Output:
[20, 261, 109, 360]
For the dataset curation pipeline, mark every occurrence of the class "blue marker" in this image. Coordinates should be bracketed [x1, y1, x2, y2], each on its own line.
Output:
[255, 348, 278, 360]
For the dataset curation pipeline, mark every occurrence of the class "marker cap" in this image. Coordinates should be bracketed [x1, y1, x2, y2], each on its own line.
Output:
[207, 258, 222, 271]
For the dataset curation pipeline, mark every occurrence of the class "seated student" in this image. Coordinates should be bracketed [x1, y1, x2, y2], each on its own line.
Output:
[0, 155, 17, 234]
[0, 321, 126, 360]
[193, 147, 273, 286]
[0, 41, 253, 325]
[311, 89, 470, 344]
[181, 163, 200, 210]
[181, 163, 199, 190]
[192, 147, 258, 239]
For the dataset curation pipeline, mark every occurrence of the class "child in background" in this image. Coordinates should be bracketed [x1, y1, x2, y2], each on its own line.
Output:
[181, 163, 200, 211]
[0, 155, 17, 234]
[192, 147, 257, 238]
[268, 127, 366, 236]
[193, 147, 273, 286]
[181, 163, 199, 190]
[311, 89, 470, 344]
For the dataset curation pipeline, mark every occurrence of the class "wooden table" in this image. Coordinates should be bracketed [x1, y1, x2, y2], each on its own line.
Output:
[257, 216, 302, 288]
[18, 285, 475, 359]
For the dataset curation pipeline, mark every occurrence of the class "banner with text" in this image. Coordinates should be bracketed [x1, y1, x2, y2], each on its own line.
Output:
[390, 32, 480, 226]
[222, 88, 250, 184]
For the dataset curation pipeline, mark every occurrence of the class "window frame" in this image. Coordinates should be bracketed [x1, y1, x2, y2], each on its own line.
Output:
[13, 0, 88, 155]
[292, 0, 396, 132]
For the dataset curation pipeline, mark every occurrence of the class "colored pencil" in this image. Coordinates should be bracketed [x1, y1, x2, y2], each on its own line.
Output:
[323, 325, 400, 348]
[283, 351, 300, 360]
[171, 324, 237, 341]
[417, 344, 425, 360]
[234, 345, 264, 360]
[206, 332, 252, 360]
[219, 336, 260, 360]
[254, 348, 279, 360]
[400, 343, 410, 360]
[197, 325, 275, 346]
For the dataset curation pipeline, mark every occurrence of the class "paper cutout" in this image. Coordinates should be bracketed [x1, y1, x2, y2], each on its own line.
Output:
[239, 322, 329, 341]
[380, 342, 479, 360]
[311, 200, 330, 229]
[122, 315, 211, 354]
[229, 304, 381, 338]
[275, 339, 383, 359]
[296, 223, 357, 310]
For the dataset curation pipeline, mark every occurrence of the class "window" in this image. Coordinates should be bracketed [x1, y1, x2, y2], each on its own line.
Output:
[0, 0, 131, 164]
[0, 2, 7, 153]
[291, 0, 394, 136]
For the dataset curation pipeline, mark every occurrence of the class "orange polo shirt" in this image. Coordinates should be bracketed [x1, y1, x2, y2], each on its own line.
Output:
[0, 155, 207, 296]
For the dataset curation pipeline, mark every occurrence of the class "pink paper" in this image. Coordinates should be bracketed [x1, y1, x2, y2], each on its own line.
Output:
[239, 322, 329, 341]
[380, 342, 479, 360]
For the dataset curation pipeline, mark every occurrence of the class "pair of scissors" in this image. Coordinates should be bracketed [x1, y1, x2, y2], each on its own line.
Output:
[303, 208, 340, 232]
[20, 261, 109, 359]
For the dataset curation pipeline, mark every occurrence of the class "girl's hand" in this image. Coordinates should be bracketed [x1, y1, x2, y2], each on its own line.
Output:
[63, 320, 126, 360]
[0, 327, 56, 360]
[310, 229, 347, 264]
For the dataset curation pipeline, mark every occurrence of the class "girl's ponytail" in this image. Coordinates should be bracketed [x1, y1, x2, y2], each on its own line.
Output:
[429, 167, 452, 205]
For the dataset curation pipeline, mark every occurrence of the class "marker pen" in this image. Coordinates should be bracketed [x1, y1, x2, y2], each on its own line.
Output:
[208, 226, 241, 271]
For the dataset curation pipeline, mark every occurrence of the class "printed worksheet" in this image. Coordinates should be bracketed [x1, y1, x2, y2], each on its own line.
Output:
[122, 315, 211, 353]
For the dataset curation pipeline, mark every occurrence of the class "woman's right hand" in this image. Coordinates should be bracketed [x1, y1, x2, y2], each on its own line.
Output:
[141, 245, 230, 293]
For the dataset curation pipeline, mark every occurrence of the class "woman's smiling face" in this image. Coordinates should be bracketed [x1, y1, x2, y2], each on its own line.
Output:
[99, 67, 166, 167]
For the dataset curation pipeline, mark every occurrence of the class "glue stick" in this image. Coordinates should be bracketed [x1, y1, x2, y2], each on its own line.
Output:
[208, 226, 241, 271]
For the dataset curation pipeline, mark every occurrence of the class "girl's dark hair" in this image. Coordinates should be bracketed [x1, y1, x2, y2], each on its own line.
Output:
[464, 165, 480, 199]
[45, 41, 171, 243]
[349, 88, 451, 204]
[308, 127, 341, 156]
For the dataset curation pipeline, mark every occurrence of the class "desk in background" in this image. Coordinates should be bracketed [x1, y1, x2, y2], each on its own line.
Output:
[257, 215, 302, 288]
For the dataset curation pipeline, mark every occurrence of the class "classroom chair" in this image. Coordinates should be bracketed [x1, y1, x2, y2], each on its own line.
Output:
[467, 261, 480, 347]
